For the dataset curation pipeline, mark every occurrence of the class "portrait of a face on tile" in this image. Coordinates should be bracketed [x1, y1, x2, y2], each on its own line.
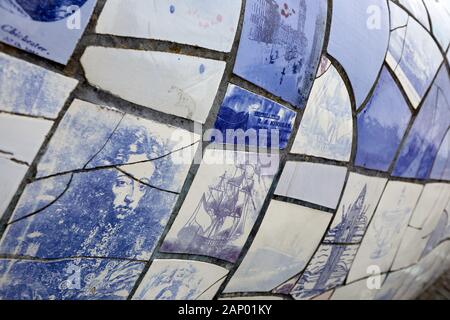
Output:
[0, 0, 449, 301]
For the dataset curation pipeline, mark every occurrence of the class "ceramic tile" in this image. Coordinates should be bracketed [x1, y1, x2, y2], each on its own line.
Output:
[0, 157, 27, 218]
[224, 201, 331, 293]
[330, 274, 387, 300]
[423, 0, 450, 49]
[386, 10, 443, 108]
[430, 129, 450, 180]
[80, 47, 225, 124]
[233, 0, 327, 108]
[324, 173, 388, 244]
[291, 61, 352, 161]
[355, 67, 412, 171]
[291, 245, 358, 300]
[420, 202, 450, 259]
[0, 52, 78, 118]
[0, 0, 97, 64]
[274, 161, 347, 209]
[133, 259, 228, 300]
[398, 0, 430, 30]
[389, 1, 408, 30]
[0, 258, 144, 300]
[96, 0, 241, 53]
[0, 99, 200, 260]
[347, 181, 423, 283]
[213, 84, 297, 150]
[160, 148, 277, 263]
[328, 0, 390, 108]
[393, 64, 450, 179]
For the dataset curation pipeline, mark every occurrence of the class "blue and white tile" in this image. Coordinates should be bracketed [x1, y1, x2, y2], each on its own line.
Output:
[0, 258, 144, 300]
[160, 148, 277, 263]
[233, 0, 327, 108]
[224, 200, 331, 293]
[291, 60, 352, 161]
[291, 244, 358, 300]
[389, 1, 409, 30]
[430, 129, 450, 180]
[347, 181, 423, 282]
[96, 0, 241, 53]
[397, 0, 430, 30]
[423, 0, 450, 49]
[213, 84, 297, 150]
[133, 259, 228, 300]
[274, 161, 347, 209]
[0, 0, 97, 64]
[328, 0, 389, 108]
[330, 274, 387, 300]
[0, 52, 77, 118]
[324, 173, 387, 244]
[0, 157, 27, 218]
[81, 47, 225, 124]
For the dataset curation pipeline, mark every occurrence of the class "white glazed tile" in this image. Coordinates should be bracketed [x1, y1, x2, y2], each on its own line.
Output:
[96, 0, 241, 53]
[398, 0, 430, 30]
[389, 1, 409, 29]
[0, 158, 27, 218]
[423, 0, 450, 49]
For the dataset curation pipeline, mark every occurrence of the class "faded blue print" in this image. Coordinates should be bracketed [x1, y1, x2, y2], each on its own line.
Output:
[0, 0, 88, 21]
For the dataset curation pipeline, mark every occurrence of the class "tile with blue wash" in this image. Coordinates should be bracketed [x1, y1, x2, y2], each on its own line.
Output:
[0, 100, 200, 260]
[389, 1, 409, 30]
[133, 259, 228, 300]
[397, 0, 430, 30]
[0, 0, 96, 64]
[160, 148, 277, 263]
[224, 200, 331, 293]
[291, 60, 353, 161]
[275, 161, 347, 209]
[81, 47, 225, 124]
[233, 0, 327, 108]
[0, 52, 78, 118]
[393, 64, 450, 179]
[423, 0, 450, 49]
[291, 244, 358, 300]
[347, 181, 423, 283]
[328, 0, 389, 108]
[355, 67, 411, 171]
[386, 8, 443, 108]
[0, 258, 144, 300]
[324, 173, 387, 244]
[430, 129, 450, 180]
[213, 84, 296, 150]
[96, 0, 241, 53]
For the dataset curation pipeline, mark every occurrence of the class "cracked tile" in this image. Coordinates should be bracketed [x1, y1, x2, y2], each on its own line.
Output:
[213, 84, 297, 150]
[430, 129, 450, 180]
[223, 200, 331, 293]
[160, 148, 277, 263]
[291, 61, 353, 161]
[330, 274, 387, 300]
[0, 52, 77, 118]
[389, 1, 409, 30]
[133, 259, 228, 300]
[80, 47, 226, 123]
[233, 0, 327, 108]
[0, 157, 27, 219]
[96, 0, 241, 53]
[397, 0, 430, 30]
[423, 0, 450, 49]
[0, 258, 144, 300]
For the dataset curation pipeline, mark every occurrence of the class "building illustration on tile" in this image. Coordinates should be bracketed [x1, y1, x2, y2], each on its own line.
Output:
[96, 0, 241, 53]
[0, 258, 144, 300]
[81, 47, 225, 124]
[233, 0, 327, 108]
[291, 59, 353, 161]
[213, 84, 296, 149]
[0, 100, 200, 261]
[133, 260, 228, 300]
[0, 0, 97, 64]
[224, 201, 331, 293]
[160, 148, 277, 262]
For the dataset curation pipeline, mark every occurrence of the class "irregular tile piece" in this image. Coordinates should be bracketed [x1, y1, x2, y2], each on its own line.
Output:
[328, 0, 389, 108]
[393, 64, 450, 179]
[324, 173, 387, 244]
[0, 100, 200, 261]
[133, 259, 228, 300]
[386, 9, 443, 108]
[423, 0, 450, 49]
[0, 157, 27, 218]
[81, 47, 225, 123]
[0, 258, 144, 300]
[0, 52, 78, 118]
[224, 201, 331, 293]
[213, 84, 297, 150]
[0, 0, 97, 64]
[330, 274, 387, 300]
[398, 0, 430, 30]
[275, 161, 347, 209]
[291, 244, 358, 300]
[355, 67, 411, 171]
[347, 181, 423, 282]
[160, 148, 277, 263]
[389, 1, 409, 30]
[291, 61, 352, 161]
[96, 0, 241, 53]
[430, 129, 450, 180]
[233, 0, 327, 108]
